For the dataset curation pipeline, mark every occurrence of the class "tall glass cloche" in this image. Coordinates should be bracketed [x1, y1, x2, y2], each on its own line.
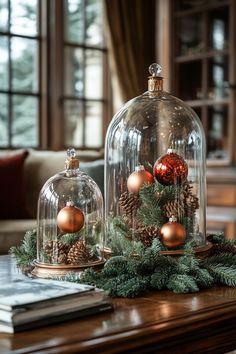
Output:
[105, 63, 208, 256]
[33, 148, 104, 277]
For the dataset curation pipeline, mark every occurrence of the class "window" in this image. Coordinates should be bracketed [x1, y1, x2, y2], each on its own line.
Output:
[63, 0, 108, 149]
[0, 0, 39, 147]
[0, 0, 110, 150]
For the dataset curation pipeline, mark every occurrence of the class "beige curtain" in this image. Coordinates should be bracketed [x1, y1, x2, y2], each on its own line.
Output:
[104, 0, 156, 102]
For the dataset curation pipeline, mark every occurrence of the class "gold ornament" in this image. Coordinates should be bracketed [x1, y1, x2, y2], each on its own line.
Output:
[127, 165, 154, 194]
[57, 201, 84, 233]
[160, 217, 186, 249]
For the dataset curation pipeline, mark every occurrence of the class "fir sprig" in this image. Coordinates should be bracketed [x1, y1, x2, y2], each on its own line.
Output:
[9, 229, 37, 269]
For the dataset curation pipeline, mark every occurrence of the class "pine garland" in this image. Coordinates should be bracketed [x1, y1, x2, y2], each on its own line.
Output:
[9, 230, 236, 298]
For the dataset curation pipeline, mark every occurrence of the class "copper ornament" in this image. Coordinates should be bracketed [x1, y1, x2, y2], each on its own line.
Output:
[160, 219, 186, 249]
[57, 202, 84, 233]
[127, 167, 154, 194]
[154, 151, 188, 186]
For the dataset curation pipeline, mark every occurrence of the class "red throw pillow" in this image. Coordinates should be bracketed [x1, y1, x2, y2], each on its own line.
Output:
[0, 151, 30, 219]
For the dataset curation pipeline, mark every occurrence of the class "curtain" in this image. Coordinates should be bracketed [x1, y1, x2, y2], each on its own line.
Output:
[104, 0, 156, 102]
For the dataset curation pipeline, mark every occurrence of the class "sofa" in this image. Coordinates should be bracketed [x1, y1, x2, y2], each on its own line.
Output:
[0, 149, 104, 254]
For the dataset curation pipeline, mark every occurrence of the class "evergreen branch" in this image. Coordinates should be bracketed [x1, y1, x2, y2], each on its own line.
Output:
[207, 264, 236, 287]
[203, 253, 236, 267]
[60, 232, 82, 246]
[193, 268, 214, 288]
[9, 229, 37, 267]
[137, 206, 166, 227]
[167, 274, 199, 293]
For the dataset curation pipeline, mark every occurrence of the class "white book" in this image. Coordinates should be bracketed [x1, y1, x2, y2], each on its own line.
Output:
[0, 278, 94, 311]
[0, 277, 112, 333]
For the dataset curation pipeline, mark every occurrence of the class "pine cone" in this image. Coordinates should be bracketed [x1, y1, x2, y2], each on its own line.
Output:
[134, 225, 160, 247]
[44, 240, 69, 264]
[164, 199, 185, 218]
[119, 192, 141, 218]
[211, 243, 236, 254]
[67, 240, 92, 265]
[185, 194, 199, 214]
[179, 181, 199, 215]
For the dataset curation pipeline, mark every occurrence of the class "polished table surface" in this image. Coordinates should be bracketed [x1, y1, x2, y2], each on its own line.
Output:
[0, 255, 236, 354]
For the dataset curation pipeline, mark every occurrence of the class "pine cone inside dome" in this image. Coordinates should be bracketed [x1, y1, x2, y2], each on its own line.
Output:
[164, 199, 185, 219]
[179, 181, 199, 216]
[67, 240, 92, 265]
[44, 240, 69, 264]
[119, 191, 141, 219]
[134, 225, 160, 247]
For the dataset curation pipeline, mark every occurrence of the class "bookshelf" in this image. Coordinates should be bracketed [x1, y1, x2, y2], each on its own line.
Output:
[158, 0, 236, 237]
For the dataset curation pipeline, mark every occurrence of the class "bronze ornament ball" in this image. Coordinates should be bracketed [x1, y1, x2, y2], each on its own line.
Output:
[57, 202, 84, 233]
[127, 166, 154, 194]
[153, 151, 188, 186]
[160, 220, 186, 249]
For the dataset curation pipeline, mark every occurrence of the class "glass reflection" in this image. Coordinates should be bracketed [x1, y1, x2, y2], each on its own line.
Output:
[11, 37, 38, 92]
[0, 0, 8, 32]
[85, 101, 102, 147]
[0, 94, 8, 147]
[0, 35, 9, 90]
[10, 0, 38, 36]
[85, 49, 103, 99]
[65, 0, 83, 43]
[64, 99, 83, 147]
[64, 47, 84, 96]
[12, 95, 38, 147]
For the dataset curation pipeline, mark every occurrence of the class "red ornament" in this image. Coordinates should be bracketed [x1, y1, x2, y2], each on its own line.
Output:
[153, 151, 188, 186]
[57, 201, 84, 233]
[127, 165, 154, 194]
[160, 217, 186, 249]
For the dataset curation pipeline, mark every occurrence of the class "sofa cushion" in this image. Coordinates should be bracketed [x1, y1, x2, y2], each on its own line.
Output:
[0, 150, 29, 219]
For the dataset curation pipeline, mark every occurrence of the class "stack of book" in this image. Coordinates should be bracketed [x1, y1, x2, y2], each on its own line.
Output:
[0, 277, 112, 333]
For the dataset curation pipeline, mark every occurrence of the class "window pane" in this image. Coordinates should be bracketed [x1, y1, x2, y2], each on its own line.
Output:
[208, 56, 229, 100]
[85, 0, 103, 46]
[65, 0, 84, 43]
[0, 35, 9, 90]
[64, 46, 84, 96]
[64, 100, 83, 147]
[85, 49, 103, 99]
[0, 93, 8, 147]
[207, 105, 228, 160]
[209, 7, 228, 51]
[11, 37, 38, 92]
[12, 95, 38, 147]
[177, 15, 203, 56]
[0, 0, 9, 32]
[10, 0, 38, 36]
[85, 101, 102, 147]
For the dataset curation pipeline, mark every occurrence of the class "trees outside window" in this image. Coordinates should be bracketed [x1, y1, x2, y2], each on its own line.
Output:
[0, 0, 110, 150]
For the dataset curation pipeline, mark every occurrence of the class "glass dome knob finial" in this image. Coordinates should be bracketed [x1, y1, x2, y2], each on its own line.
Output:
[149, 63, 162, 77]
[67, 148, 76, 158]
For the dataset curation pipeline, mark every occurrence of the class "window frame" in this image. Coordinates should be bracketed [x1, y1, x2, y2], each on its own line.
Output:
[0, 0, 111, 150]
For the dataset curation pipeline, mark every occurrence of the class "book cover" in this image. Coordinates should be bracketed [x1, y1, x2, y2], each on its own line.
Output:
[0, 278, 95, 311]
[0, 302, 113, 334]
[0, 288, 106, 324]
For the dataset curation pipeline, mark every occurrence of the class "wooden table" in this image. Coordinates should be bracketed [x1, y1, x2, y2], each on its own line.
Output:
[0, 255, 236, 354]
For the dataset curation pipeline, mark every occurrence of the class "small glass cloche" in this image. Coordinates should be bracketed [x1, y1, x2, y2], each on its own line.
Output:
[33, 148, 104, 277]
[105, 63, 209, 256]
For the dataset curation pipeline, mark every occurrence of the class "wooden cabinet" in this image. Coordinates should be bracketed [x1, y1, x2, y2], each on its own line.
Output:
[158, 0, 236, 237]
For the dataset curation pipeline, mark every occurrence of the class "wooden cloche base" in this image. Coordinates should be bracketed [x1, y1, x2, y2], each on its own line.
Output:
[31, 259, 105, 278]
